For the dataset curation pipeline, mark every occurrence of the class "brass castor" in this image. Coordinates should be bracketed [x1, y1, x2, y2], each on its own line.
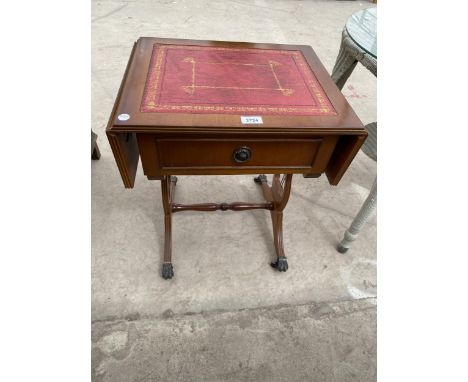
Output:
[271, 256, 288, 272]
[254, 174, 267, 184]
[162, 263, 174, 279]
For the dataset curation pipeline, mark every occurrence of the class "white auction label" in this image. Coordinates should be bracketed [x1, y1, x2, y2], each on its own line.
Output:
[241, 116, 263, 124]
[117, 113, 130, 121]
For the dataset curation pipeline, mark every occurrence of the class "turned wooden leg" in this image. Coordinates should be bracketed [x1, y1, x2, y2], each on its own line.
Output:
[161, 175, 176, 279]
[92, 144, 101, 160]
[254, 174, 293, 272]
[169, 176, 177, 203]
[91, 130, 101, 160]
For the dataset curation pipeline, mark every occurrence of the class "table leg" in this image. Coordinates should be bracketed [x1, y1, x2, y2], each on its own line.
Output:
[161, 175, 177, 279]
[91, 130, 101, 160]
[92, 145, 101, 160]
[331, 27, 377, 90]
[254, 174, 293, 272]
[337, 178, 377, 253]
[331, 35, 358, 90]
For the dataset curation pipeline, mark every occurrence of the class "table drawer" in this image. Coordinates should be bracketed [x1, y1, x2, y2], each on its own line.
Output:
[157, 138, 325, 169]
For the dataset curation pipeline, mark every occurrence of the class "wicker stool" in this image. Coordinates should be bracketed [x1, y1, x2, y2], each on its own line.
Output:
[331, 8, 377, 90]
[331, 8, 377, 253]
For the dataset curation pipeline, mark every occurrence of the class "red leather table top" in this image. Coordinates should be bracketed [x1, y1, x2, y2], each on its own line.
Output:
[107, 38, 368, 189]
[141, 44, 336, 116]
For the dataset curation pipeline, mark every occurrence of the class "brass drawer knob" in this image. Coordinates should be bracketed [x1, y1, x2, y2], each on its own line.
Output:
[233, 146, 252, 163]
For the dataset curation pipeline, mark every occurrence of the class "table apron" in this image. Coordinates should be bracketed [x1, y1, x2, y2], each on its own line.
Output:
[136, 134, 339, 176]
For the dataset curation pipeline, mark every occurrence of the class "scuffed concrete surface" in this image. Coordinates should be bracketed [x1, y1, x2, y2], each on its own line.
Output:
[92, 0, 377, 380]
[92, 170, 377, 321]
[92, 298, 376, 382]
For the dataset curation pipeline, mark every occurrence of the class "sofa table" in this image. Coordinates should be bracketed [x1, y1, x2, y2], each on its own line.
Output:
[106, 37, 367, 279]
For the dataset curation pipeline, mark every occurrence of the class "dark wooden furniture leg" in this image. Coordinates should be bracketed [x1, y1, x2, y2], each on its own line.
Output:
[91, 130, 101, 160]
[161, 175, 177, 279]
[254, 174, 293, 272]
[160, 175, 282, 280]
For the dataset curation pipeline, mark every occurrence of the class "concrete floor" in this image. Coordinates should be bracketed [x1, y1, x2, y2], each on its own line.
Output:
[92, 1, 377, 381]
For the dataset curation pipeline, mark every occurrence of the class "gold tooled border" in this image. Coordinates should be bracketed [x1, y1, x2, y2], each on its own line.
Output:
[140, 45, 336, 115]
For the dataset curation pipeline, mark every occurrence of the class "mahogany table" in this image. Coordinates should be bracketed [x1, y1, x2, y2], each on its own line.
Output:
[106, 37, 367, 280]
